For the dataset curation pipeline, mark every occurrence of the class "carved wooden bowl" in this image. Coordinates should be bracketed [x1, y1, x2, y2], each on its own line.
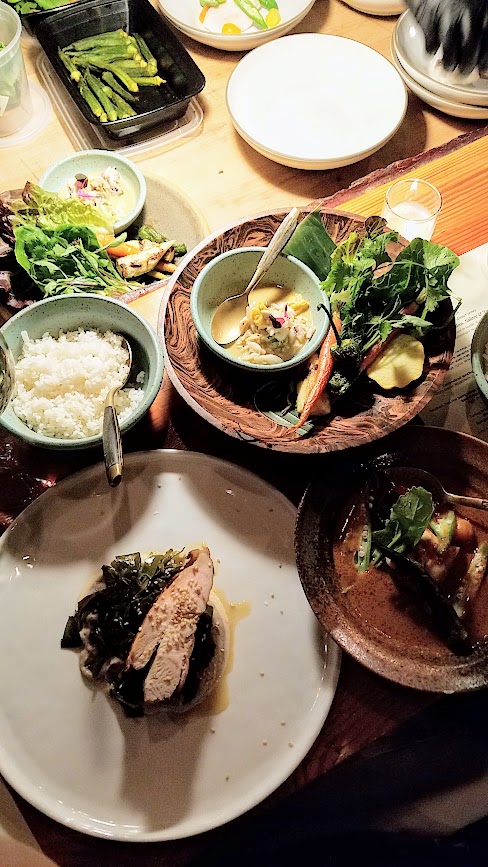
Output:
[160, 206, 455, 454]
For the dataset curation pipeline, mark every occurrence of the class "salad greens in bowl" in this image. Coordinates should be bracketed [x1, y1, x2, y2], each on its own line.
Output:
[39, 150, 146, 233]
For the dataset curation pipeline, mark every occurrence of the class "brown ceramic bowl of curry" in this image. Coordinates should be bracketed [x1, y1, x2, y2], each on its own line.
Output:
[295, 425, 488, 692]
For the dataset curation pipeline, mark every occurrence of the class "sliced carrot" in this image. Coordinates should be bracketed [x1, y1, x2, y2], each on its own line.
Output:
[199, 6, 209, 22]
[106, 241, 140, 258]
[288, 313, 342, 435]
[96, 232, 116, 247]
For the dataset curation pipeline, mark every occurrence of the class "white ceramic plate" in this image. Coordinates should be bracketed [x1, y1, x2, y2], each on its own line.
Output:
[157, 0, 316, 52]
[391, 47, 488, 120]
[0, 450, 340, 841]
[394, 11, 488, 106]
[341, 0, 405, 16]
[226, 34, 407, 170]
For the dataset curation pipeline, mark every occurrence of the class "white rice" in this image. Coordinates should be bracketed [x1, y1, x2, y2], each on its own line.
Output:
[12, 328, 144, 439]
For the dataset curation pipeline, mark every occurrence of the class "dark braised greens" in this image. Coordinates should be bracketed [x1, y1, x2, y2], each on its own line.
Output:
[61, 549, 218, 716]
[61, 550, 185, 676]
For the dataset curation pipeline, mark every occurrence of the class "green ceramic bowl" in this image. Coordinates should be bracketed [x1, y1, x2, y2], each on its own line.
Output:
[190, 247, 329, 373]
[39, 150, 146, 233]
[0, 294, 164, 450]
[471, 311, 488, 402]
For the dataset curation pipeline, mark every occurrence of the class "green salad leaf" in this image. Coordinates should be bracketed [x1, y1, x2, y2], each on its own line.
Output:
[7, 182, 113, 234]
[14, 224, 129, 296]
[325, 234, 459, 358]
[372, 486, 434, 556]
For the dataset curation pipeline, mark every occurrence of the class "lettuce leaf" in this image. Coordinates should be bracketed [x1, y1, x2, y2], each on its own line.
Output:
[14, 224, 128, 296]
[7, 182, 113, 234]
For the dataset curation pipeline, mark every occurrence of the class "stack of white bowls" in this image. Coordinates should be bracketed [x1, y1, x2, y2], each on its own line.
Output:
[392, 11, 488, 119]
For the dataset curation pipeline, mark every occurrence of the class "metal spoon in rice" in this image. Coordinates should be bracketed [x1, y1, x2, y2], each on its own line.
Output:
[103, 336, 132, 487]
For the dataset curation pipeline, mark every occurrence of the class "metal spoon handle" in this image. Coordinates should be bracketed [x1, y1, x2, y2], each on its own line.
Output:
[245, 207, 300, 296]
[446, 493, 488, 511]
[103, 390, 123, 487]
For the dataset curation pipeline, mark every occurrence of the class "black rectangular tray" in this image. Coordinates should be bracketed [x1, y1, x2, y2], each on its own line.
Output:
[35, 0, 206, 139]
[23, 0, 98, 38]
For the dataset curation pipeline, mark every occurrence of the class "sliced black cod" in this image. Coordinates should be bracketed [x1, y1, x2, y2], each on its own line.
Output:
[125, 546, 214, 704]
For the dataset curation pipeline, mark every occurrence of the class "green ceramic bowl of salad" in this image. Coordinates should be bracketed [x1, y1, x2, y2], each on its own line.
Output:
[39, 150, 146, 233]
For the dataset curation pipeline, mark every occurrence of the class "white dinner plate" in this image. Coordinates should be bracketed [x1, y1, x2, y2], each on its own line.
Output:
[0, 450, 340, 841]
[157, 0, 316, 52]
[391, 47, 488, 120]
[226, 34, 407, 170]
[394, 11, 488, 106]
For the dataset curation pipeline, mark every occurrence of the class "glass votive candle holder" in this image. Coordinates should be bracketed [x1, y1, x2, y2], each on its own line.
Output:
[381, 178, 442, 242]
[0, 1, 32, 137]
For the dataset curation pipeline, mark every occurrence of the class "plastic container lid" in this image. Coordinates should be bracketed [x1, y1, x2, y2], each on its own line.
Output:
[0, 2, 32, 136]
[0, 80, 51, 148]
[36, 52, 202, 158]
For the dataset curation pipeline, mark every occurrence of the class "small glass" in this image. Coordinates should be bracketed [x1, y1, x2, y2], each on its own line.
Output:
[0, 1, 32, 137]
[381, 178, 442, 242]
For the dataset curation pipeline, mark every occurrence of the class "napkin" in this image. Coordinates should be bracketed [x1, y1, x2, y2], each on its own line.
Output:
[421, 242, 488, 438]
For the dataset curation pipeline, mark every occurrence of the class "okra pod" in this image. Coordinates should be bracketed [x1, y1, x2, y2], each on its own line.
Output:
[85, 72, 118, 121]
[134, 34, 158, 76]
[234, 0, 267, 28]
[78, 79, 105, 119]
[130, 76, 165, 86]
[108, 89, 138, 118]
[112, 58, 148, 71]
[71, 48, 139, 63]
[101, 71, 137, 102]
[68, 32, 130, 52]
[58, 48, 81, 82]
[70, 57, 139, 91]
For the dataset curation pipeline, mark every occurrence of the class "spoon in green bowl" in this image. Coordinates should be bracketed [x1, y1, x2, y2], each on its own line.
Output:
[103, 336, 132, 488]
[211, 207, 300, 346]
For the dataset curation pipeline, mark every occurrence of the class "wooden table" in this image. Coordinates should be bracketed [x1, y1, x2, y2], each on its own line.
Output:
[2, 2, 488, 864]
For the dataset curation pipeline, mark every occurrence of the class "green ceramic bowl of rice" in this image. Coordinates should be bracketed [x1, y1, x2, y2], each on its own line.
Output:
[0, 294, 164, 449]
